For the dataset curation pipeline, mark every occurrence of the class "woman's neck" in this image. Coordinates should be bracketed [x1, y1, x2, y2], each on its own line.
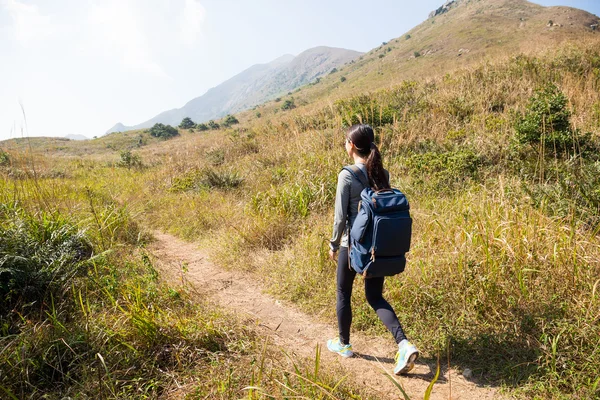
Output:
[352, 153, 368, 164]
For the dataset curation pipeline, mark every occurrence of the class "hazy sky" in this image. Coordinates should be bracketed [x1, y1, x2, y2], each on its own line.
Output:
[1, 0, 599, 141]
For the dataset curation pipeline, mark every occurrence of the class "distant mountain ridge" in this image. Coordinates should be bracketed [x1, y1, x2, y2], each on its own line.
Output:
[107, 46, 361, 133]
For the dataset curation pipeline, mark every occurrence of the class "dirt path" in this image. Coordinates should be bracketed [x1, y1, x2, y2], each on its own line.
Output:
[149, 232, 503, 400]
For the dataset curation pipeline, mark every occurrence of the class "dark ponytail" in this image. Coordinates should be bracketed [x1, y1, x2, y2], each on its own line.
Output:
[346, 124, 390, 190]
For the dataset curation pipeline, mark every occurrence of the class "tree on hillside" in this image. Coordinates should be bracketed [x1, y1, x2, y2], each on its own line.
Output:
[149, 123, 179, 139]
[515, 83, 592, 156]
[207, 120, 220, 130]
[281, 99, 296, 110]
[179, 117, 195, 129]
[196, 123, 209, 131]
[222, 115, 239, 127]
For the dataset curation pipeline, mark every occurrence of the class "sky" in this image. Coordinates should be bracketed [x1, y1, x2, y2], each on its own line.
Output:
[1, 0, 599, 141]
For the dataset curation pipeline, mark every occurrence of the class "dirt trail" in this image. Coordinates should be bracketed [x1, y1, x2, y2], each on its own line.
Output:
[149, 232, 503, 400]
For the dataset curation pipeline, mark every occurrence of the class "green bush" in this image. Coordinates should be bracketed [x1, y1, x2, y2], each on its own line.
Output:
[0, 206, 93, 315]
[281, 99, 296, 110]
[196, 123, 209, 131]
[207, 120, 220, 130]
[117, 150, 142, 169]
[0, 150, 9, 166]
[405, 148, 481, 191]
[170, 168, 243, 192]
[514, 83, 590, 156]
[149, 123, 179, 139]
[340, 76, 347, 82]
[222, 114, 239, 127]
[179, 117, 195, 129]
[414, 51, 421, 58]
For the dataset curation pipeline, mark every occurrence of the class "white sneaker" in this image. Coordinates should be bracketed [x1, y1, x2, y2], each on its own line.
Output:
[394, 339, 419, 375]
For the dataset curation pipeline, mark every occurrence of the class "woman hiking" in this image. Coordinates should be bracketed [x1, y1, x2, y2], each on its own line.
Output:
[327, 124, 419, 375]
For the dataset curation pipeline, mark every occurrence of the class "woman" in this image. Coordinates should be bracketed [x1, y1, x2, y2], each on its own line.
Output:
[327, 124, 419, 375]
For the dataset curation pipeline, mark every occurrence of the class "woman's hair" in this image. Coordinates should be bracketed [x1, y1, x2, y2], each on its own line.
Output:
[346, 124, 390, 190]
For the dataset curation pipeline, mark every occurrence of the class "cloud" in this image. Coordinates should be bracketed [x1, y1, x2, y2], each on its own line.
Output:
[2, 0, 57, 43]
[180, 0, 206, 46]
[88, 0, 171, 79]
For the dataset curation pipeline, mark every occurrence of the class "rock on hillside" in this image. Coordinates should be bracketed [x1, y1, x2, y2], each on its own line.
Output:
[107, 47, 361, 134]
[429, 0, 457, 18]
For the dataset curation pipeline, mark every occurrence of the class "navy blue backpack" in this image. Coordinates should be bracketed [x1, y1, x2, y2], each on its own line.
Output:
[343, 165, 412, 278]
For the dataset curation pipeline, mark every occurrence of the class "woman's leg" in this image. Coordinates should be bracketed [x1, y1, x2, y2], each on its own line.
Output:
[336, 247, 356, 344]
[364, 277, 407, 344]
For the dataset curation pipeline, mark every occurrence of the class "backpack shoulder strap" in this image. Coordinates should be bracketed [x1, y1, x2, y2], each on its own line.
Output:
[342, 165, 369, 189]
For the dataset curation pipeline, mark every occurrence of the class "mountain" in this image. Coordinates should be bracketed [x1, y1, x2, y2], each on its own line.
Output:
[107, 47, 361, 134]
[106, 123, 127, 134]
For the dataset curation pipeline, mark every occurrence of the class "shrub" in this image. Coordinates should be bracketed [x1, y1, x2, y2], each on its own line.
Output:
[274, 97, 281, 102]
[405, 34, 411, 40]
[340, 76, 347, 82]
[414, 51, 421, 58]
[117, 150, 142, 169]
[378, 54, 385, 59]
[281, 99, 296, 110]
[222, 114, 239, 127]
[171, 168, 243, 192]
[0, 206, 93, 315]
[514, 83, 591, 157]
[405, 148, 481, 191]
[207, 120, 220, 130]
[149, 123, 179, 139]
[196, 123, 209, 131]
[329, 68, 338, 74]
[0, 149, 9, 166]
[255, 111, 262, 118]
[179, 117, 195, 129]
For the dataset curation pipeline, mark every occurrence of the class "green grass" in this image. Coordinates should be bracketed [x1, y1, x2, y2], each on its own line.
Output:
[0, 171, 375, 399]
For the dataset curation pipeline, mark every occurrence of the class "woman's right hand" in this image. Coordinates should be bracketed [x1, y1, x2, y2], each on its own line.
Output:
[329, 249, 337, 262]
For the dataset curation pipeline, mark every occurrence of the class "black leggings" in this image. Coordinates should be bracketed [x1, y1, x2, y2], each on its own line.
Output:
[336, 247, 407, 345]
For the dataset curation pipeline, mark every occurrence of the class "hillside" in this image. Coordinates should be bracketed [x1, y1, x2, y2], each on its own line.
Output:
[275, 0, 600, 106]
[107, 47, 361, 133]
